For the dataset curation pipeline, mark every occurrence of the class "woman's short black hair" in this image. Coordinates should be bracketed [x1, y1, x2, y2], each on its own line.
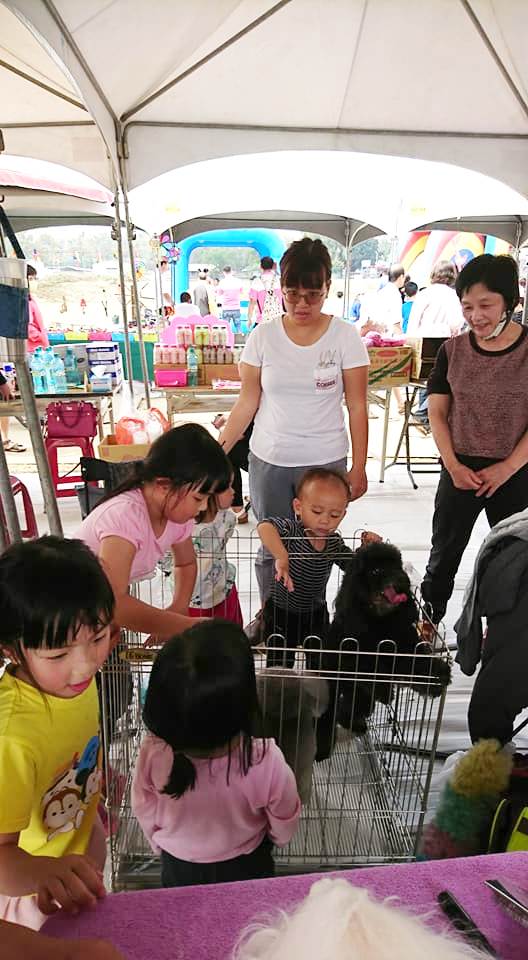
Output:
[280, 237, 332, 289]
[143, 620, 264, 798]
[104, 423, 232, 502]
[455, 254, 520, 315]
[0, 536, 114, 663]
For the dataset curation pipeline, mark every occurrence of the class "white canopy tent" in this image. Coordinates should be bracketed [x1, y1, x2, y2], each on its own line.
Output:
[127, 151, 528, 239]
[2, 0, 528, 200]
[170, 213, 383, 248]
[0, 156, 115, 231]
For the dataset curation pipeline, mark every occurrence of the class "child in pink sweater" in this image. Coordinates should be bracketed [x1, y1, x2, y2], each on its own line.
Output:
[131, 621, 300, 886]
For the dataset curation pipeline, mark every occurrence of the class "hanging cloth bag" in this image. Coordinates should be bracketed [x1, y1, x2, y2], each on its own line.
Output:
[260, 271, 282, 324]
[0, 206, 29, 341]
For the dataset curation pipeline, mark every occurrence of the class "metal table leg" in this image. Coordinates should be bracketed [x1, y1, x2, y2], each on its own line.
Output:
[378, 387, 392, 482]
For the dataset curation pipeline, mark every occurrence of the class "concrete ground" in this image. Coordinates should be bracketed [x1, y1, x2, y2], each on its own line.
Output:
[5, 386, 526, 768]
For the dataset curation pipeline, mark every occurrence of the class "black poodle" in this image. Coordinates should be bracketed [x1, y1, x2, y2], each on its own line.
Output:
[321, 542, 451, 742]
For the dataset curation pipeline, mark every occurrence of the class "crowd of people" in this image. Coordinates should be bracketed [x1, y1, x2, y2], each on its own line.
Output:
[0, 238, 527, 957]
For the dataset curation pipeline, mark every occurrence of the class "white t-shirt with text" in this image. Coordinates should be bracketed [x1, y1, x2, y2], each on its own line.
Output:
[241, 315, 369, 467]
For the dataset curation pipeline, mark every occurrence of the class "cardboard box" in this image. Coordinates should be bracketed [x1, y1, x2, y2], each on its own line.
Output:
[98, 434, 150, 462]
[405, 338, 423, 379]
[203, 363, 238, 385]
[367, 346, 413, 387]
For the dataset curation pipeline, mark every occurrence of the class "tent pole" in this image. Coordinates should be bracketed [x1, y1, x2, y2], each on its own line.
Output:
[343, 219, 351, 318]
[113, 190, 134, 398]
[119, 163, 151, 407]
[0, 216, 61, 539]
[344, 222, 369, 318]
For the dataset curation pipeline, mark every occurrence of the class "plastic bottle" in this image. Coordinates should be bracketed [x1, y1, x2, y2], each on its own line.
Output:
[186, 345, 199, 387]
[153, 343, 161, 365]
[30, 348, 45, 394]
[64, 346, 81, 387]
[51, 353, 68, 393]
[43, 346, 56, 392]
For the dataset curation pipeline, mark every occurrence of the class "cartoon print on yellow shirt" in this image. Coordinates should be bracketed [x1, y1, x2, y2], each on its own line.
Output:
[41, 734, 101, 841]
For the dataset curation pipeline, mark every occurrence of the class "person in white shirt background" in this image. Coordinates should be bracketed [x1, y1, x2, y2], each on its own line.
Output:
[173, 292, 199, 318]
[406, 260, 464, 338]
[407, 260, 464, 431]
[361, 264, 406, 336]
[218, 237, 369, 603]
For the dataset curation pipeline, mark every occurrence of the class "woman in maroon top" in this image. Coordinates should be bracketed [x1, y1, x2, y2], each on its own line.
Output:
[422, 254, 528, 624]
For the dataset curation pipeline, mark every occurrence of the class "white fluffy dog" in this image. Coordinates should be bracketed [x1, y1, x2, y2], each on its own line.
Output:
[233, 878, 483, 960]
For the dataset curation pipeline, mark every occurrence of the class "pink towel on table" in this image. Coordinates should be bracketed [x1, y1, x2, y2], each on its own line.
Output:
[42, 852, 528, 960]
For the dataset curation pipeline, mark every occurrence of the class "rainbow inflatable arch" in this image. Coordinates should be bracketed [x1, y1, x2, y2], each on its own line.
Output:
[400, 230, 512, 276]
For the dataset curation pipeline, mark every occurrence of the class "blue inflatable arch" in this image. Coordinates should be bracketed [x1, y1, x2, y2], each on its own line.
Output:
[172, 228, 286, 296]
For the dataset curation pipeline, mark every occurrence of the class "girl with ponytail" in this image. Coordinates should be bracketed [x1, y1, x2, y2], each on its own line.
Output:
[77, 423, 231, 642]
[131, 620, 300, 887]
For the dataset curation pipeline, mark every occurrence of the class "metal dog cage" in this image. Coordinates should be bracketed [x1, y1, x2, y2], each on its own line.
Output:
[99, 531, 450, 890]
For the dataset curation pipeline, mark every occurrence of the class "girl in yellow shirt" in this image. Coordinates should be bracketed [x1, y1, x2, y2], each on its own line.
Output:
[0, 536, 115, 929]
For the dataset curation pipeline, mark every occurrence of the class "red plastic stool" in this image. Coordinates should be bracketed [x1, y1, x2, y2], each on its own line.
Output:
[0, 476, 39, 542]
[45, 436, 96, 498]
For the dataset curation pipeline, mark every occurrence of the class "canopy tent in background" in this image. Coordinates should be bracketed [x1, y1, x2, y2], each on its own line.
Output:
[414, 215, 528, 251]
[2, 0, 528, 199]
[170, 212, 383, 248]
[0, 156, 115, 231]
[127, 150, 528, 242]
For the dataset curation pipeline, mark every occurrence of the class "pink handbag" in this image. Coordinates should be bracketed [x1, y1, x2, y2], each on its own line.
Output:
[46, 401, 98, 438]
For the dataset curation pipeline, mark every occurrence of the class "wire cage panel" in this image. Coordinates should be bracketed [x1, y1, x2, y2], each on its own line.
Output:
[99, 532, 449, 890]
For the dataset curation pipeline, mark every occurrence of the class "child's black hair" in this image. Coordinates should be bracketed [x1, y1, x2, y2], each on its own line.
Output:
[296, 466, 349, 500]
[104, 423, 232, 502]
[143, 620, 264, 799]
[0, 536, 115, 667]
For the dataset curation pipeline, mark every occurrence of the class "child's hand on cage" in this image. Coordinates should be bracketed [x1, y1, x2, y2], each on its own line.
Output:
[275, 557, 294, 592]
[36, 853, 106, 915]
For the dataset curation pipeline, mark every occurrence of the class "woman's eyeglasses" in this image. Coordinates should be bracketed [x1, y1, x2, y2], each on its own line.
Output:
[282, 288, 326, 305]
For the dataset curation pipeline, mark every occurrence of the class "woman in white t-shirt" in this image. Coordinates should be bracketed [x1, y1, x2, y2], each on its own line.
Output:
[219, 238, 369, 601]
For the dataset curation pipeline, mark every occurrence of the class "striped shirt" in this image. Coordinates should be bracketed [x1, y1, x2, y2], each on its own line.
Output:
[265, 518, 354, 612]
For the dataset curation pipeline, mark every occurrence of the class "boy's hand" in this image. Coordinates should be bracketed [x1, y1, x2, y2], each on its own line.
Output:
[36, 854, 106, 916]
[275, 557, 294, 593]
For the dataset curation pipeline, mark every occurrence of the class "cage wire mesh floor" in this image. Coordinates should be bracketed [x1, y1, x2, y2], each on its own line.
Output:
[100, 531, 449, 890]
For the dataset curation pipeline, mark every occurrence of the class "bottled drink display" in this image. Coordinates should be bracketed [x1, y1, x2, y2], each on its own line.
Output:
[30, 348, 46, 394]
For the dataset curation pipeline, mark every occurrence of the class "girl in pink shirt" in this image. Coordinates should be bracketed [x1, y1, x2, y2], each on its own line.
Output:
[131, 621, 301, 886]
[77, 424, 231, 643]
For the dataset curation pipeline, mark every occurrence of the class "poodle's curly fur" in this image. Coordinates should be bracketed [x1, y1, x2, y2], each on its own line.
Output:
[323, 542, 451, 733]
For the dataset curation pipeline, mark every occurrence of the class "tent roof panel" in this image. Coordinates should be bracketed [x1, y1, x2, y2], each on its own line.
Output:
[415, 214, 528, 249]
[171, 212, 385, 246]
[3, 0, 528, 201]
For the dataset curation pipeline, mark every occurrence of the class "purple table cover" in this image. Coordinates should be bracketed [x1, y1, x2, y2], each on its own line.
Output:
[43, 852, 528, 959]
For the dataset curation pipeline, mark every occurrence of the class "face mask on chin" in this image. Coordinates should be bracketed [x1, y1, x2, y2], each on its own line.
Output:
[479, 312, 511, 341]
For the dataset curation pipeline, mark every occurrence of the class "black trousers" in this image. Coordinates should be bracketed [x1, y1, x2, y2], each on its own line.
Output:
[263, 598, 329, 669]
[160, 838, 274, 888]
[421, 457, 528, 623]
